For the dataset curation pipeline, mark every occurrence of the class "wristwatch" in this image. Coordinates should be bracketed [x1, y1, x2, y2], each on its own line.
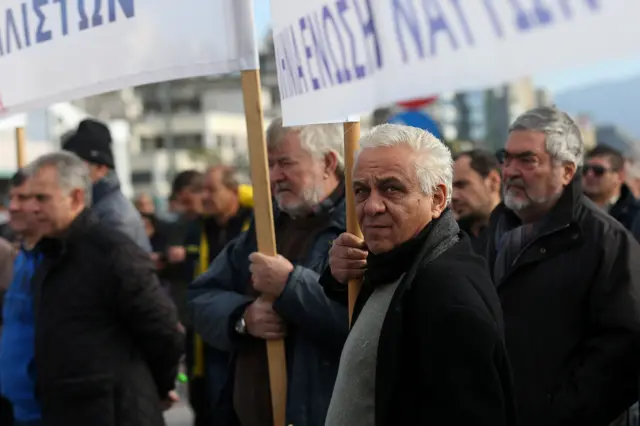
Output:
[235, 316, 247, 335]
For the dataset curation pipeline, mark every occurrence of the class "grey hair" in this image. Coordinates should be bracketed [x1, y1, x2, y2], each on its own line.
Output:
[27, 151, 93, 207]
[509, 106, 584, 167]
[266, 117, 345, 177]
[357, 124, 453, 199]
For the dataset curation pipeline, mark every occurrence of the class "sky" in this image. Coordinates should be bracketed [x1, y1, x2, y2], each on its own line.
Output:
[252, 0, 640, 94]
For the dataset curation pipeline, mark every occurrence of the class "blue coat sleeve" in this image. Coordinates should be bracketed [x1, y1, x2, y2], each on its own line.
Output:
[187, 231, 254, 352]
[272, 234, 349, 350]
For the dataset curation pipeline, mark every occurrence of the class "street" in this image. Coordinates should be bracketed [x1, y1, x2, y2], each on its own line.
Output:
[165, 401, 193, 426]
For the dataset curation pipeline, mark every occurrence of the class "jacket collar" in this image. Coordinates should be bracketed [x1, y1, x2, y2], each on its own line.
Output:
[92, 171, 121, 205]
[37, 209, 97, 258]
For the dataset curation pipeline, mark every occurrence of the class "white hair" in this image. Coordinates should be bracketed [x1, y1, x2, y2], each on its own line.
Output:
[357, 124, 453, 199]
[266, 117, 345, 176]
[27, 151, 93, 206]
[509, 106, 584, 167]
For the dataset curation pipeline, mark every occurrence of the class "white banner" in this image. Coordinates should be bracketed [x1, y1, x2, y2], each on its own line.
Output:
[0, 0, 258, 116]
[271, 0, 640, 126]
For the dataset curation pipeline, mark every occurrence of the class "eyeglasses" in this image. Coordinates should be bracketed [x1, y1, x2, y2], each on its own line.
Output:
[582, 164, 612, 177]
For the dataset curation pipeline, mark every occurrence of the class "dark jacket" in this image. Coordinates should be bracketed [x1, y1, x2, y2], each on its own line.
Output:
[323, 210, 517, 426]
[92, 172, 151, 252]
[457, 215, 490, 254]
[188, 197, 348, 426]
[32, 210, 184, 426]
[483, 179, 640, 426]
[610, 184, 640, 238]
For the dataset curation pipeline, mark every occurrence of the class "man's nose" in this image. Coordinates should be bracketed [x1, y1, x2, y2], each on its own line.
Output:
[270, 164, 285, 182]
[502, 161, 519, 181]
[363, 192, 386, 215]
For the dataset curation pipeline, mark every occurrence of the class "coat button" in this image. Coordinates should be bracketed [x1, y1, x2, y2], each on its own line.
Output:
[540, 247, 546, 254]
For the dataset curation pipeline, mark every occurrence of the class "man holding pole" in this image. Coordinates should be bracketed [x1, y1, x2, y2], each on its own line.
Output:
[188, 117, 349, 426]
[322, 124, 516, 425]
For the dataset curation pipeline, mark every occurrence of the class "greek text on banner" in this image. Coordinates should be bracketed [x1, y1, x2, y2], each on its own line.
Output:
[0, 0, 258, 116]
[271, 0, 640, 126]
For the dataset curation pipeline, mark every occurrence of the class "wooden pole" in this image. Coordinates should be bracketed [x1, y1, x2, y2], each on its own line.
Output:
[16, 127, 26, 168]
[240, 69, 287, 426]
[343, 121, 362, 325]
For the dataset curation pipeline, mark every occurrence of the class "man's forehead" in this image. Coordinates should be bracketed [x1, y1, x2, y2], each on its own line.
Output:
[505, 130, 546, 152]
[454, 155, 473, 171]
[587, 155, 611, 166]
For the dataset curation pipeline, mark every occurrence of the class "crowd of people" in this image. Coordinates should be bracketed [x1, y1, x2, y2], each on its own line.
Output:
[1, 106, 640, 426]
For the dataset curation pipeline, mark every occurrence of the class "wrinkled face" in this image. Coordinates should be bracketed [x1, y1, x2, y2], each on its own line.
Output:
[582, 155, 622, 199]
[8, 181, 38, 234]
[451, 156, 497, 221]
[268, 131, 326, 215]
[501, 130, 570, 213]
[353, 145, 446, 254]
[203, 169, 237, 216]
[30, 166, 85, 237]
[135, 194, 155, 214]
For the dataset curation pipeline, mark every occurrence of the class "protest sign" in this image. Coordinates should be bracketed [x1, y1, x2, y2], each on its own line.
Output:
[271, 0, 640, 126]
[0, 0, 258, 115]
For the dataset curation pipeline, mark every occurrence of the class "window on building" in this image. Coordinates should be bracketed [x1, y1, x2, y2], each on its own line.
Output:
[214, 135, 224, 148]
[174, 133, 204, 150]
[140, 136, 164, 152]
[142, 100, 163, 114]
[131, 171, 152, 184]
[172, 98, 202, 113]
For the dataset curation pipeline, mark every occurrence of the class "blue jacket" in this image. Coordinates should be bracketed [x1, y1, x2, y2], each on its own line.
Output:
[0, 248, 42, 422]
[188, 197, 348, 426]
[92, 172, 151, 252]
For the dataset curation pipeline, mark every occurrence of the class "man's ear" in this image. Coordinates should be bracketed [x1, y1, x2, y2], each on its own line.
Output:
[430, 184, 448, 219]
[486, 169, 501, 194]
[70, 188, 86, 210]
[323, 151, 339, 178]
[562, 162, 577, 186]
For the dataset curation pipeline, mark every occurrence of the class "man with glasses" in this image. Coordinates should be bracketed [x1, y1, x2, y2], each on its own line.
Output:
[484, 107, 640, 426]
[582, 145, 640, 237]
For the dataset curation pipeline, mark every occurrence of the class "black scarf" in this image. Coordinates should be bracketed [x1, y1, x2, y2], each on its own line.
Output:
[364, 221, 434, 287]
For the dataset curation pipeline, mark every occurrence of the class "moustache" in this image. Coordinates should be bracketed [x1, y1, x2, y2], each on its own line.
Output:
[505, 178, 526, 189]
[274, 183, 292, 192]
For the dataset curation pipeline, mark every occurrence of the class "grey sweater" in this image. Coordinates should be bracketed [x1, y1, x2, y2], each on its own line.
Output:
[324, 276, 403, 426]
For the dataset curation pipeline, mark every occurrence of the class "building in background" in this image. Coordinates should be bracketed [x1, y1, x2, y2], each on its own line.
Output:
[483, 78, 548, 151]
[76, 73, 280, 199]
[0, 103, 88, 177]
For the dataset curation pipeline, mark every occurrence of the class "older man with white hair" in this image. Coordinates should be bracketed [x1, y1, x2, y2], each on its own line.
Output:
[321, 124, 516, 425]
[188, 118, 349, 426]
[484, 106, 640, 426]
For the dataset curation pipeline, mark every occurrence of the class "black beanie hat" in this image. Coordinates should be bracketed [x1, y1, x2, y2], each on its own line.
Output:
[62, 119, 115, 169]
